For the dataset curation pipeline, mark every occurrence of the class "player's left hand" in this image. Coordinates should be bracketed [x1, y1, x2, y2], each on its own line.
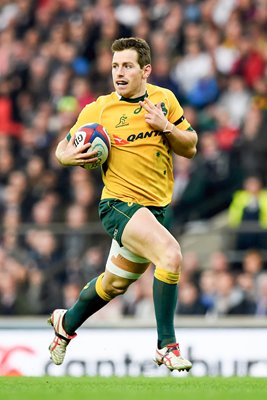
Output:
[139, 98, 168, 131]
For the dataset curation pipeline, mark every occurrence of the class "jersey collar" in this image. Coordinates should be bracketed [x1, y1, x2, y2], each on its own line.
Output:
[118, 91, 148, 103]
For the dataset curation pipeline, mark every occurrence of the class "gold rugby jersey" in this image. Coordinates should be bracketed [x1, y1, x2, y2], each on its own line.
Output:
[69, 83, 191, 207]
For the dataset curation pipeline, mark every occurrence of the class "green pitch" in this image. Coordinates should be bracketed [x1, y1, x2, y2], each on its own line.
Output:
[0, 376, 267, 400]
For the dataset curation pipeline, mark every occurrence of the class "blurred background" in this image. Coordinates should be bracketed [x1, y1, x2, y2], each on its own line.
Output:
[0, 0, 267, 323]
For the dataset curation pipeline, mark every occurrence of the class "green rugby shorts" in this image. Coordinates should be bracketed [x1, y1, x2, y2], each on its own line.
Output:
[99, 199, 168, 246]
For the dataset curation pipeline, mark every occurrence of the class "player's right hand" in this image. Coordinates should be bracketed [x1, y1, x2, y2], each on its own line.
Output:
[56, 135, 99, 167]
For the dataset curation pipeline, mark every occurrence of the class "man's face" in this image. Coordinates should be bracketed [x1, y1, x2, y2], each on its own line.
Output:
[112, 49, 151, 98]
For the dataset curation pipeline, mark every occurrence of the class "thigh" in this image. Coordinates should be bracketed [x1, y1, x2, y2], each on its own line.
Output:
[99, 199, 143, 246]
[121, 207, 178, 265]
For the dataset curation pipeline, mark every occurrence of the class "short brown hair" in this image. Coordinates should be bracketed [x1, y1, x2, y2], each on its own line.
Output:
[111, 37, 151, 68]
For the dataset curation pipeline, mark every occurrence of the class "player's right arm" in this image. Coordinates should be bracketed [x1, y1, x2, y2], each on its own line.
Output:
[55, 129, 98, 167]
[55, 102, 100, 167]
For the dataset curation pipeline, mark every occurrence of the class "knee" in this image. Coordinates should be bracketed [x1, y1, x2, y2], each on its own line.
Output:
[161, 242, 182, 274]
[102, 276, 131, 298]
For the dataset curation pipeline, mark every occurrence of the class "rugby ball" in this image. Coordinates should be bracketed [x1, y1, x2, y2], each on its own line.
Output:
[74, 123, 111, 170]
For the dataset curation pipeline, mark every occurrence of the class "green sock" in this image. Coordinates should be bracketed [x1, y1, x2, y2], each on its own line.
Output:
[63, 277, 108, 335]
[153, 276, 178, 349]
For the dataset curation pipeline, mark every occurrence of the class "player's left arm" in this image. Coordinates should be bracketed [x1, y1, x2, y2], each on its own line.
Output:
[139, 97, 198, 159]
[162, 122, 197, 159]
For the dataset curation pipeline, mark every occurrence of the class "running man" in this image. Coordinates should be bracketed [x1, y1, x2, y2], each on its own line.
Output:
[49, 37, 198, 372]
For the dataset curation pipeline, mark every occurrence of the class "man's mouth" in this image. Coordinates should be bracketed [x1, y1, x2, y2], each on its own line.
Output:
[116, 80, 128, 87]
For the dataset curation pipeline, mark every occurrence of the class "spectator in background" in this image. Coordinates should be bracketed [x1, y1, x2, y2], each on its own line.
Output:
[172, 40, 213, 102]
[0, 254, 30, 315]
[183, 0, 201, 23]
[78, 245, 107, 283]
[235, 271, 256, 310]
[160, 3, 184, 56]
[208, 251, 230, 274]
[201, 24, 239, 75]
[179, 250, 201, 286]
[252, 74, 267, 116]
[212, 106, 239, 152]
[150, 29, 172, 60]
[211, 271, 250, 316]
[24, 266, 45, 315]
[62, 281, 81, 309]
[70, 77, 95, 111]
[219, 11, 242, 52]
[88, 44, 114, 95]
[198, 131, 241, 218]
[114, 0, 143, 29]
[242, 249, 265, 278]
[176, 281, 207, 315]
[122, 269, 154, 319]
[186, 70, 219, 110]
[30, 198, 56, 226]
[231, 33, 266, 89]
[0, 149, 14, 188]
[228, 176, 267, 251]
[49, 67, 72, 112]
[62, 202, 99, 286]
[26, 55, 50, 104]
[198, 269, 216, 313]
[149, 0, 172, 27]
[233, 106, 267, 185]
[132, 16, 150, 44]
[63, 203, 90, 261]
[217, 75, 251, 129]
[170, 155, 207, 229]
[24, 228, 66, 313]
[0, 184, 23, 235]
[254, 273, 267, 316]
[70, 173, 98, 221]
[150, 55, 181, 99]
[0, 77, 22, 137]
[0, 270, 23, 315]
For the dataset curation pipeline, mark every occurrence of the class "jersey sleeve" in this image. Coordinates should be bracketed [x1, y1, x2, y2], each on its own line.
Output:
[166, 89, 192, 131]
[67, 101, 99, 140]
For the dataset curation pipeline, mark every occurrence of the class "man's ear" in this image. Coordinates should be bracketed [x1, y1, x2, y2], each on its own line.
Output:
[143, 64, 152, 79]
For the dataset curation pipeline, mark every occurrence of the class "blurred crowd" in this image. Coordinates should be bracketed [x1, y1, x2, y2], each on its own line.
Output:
[0, 0, 267, 317]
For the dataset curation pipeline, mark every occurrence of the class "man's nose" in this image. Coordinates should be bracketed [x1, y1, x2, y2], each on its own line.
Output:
[117, 66, 124, 76]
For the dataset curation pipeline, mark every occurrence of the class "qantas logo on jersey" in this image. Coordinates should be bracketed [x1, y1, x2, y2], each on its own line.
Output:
[127, 130, 162, 142]
[113, 130, 162, 145]
[113, 135, 129, 145]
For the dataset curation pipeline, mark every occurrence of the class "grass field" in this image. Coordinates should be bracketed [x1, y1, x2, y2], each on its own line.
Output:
[0, 376, 267, 400]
